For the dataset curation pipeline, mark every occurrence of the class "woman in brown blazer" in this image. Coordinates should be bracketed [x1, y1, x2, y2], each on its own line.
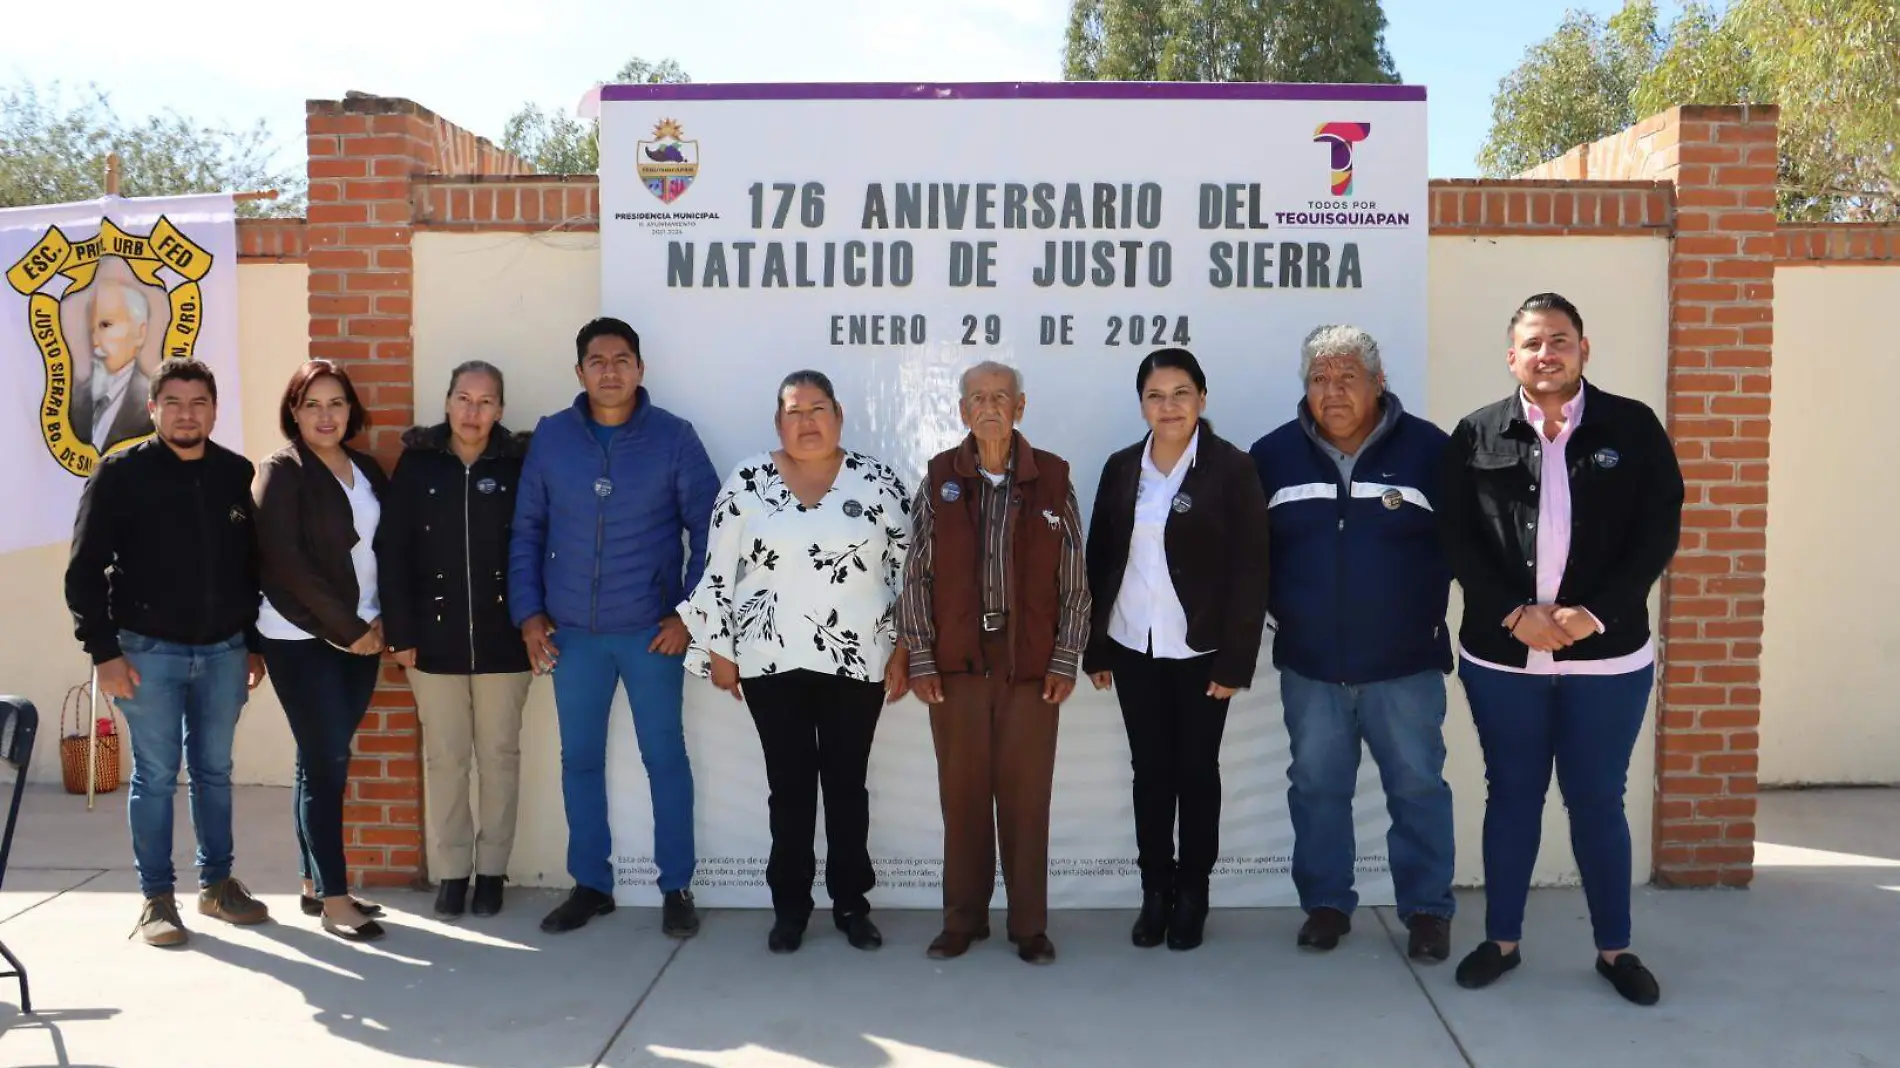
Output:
[254, 360, 391, 941]
[1084, 347, 1270, 952]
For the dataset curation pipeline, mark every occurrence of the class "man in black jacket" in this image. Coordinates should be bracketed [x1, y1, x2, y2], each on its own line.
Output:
[65, 359, 271, 947]
[1437, 293, 1684, 1006]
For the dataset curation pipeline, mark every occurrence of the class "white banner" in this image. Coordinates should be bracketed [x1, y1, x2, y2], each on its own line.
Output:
[0, 194, 243, 553]
[600, 83, 1428, 908]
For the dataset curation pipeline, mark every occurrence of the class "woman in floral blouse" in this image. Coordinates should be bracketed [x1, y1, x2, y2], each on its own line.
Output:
[679, 369, 911, 955]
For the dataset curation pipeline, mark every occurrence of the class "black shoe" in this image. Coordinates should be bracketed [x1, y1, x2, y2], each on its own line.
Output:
[470, 875, 505, 917]
[1166, 889, 1209, 951]
[433, 878, 469, 918]
[1596, 953, 1661, 1006]
[1297, 907, 1352, 951]
[768, 915, 806, 954]
[540, 886, 615, 934]
[661, 889, 700, 938]
[834, 912, 883, 951]
[1455, 942, 1522, 989]
[302, 894, 383, 918]
[1131, 890, 1171, 948]
[1407, 914, 1452, 962]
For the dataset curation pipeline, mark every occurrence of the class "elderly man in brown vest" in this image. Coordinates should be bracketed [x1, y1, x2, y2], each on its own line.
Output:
[897, 360, 1092, 965]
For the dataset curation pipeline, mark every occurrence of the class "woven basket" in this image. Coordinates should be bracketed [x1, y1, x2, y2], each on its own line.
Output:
[59, 681, 123, 795]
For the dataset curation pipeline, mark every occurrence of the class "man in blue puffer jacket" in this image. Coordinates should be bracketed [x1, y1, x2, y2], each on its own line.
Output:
[1250, 325, 1457, 964]
[510, 316, 719, 937]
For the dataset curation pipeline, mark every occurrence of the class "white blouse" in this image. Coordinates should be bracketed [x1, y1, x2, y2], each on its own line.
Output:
[680, 451, 911, 683]
[1107, 430, 1208, 660]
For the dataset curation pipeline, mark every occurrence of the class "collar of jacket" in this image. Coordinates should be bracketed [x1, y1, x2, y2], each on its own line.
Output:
[131, 436, 225, 467]
[1296, 391, 1405, 456]
[1486, 378, 1626, 435]
[951, 429, 1040, 483]
[399, 422, 529, 459]
[565, 386, 651, 434]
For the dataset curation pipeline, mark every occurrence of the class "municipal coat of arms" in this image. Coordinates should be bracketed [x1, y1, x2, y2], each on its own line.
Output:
[637, 119, 699, 204]
[5, 216, 214, 476]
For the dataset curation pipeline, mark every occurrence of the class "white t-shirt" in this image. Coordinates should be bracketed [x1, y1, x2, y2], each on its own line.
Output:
[257, 459, 382, 643]
[679, 451, 910, 683]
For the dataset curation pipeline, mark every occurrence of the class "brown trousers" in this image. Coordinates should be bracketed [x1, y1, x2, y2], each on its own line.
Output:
[930, 635, 1061, 939]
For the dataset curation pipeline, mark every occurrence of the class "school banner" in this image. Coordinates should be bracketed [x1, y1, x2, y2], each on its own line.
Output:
[600, 83, 1428, 908]
[0, 195, 242, 553]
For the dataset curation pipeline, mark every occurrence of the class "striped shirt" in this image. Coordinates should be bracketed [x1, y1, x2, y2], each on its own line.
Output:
[897, 451, 1090, 680]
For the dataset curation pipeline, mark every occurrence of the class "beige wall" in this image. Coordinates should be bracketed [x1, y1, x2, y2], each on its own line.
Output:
[6, 263, 310, 787]
[413, 231, 1670, 888]
[1762, 266, 1900, 785]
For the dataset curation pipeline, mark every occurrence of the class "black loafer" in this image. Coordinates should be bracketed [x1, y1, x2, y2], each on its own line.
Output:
[1455, 942, 1522, 989]
[768, 916, 806, 954]
[540, 886, 615, 934]
[1597, 953, 1661, 1006]
[321, 916, 386, 942]
[834, 912, 883, 951]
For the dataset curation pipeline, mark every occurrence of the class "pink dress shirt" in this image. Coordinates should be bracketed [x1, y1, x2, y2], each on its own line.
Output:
[1461, 388, 1655, 676]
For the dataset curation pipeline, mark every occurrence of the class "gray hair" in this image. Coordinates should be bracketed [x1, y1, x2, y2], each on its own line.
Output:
[1299, 325, 1383, 382]
[960, 360, 1023, 398]
[97, 281, 151, 330]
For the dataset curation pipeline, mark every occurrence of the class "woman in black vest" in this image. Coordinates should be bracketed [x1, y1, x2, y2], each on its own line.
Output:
[1084, 347, 1271, 951]
[376, 361, 534, 920]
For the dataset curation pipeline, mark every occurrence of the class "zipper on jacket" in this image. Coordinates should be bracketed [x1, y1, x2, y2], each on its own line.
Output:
[463, 460, 478, 673]
[590, 431, 608, 632]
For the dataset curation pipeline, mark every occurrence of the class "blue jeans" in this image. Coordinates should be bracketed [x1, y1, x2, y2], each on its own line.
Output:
[262, 638, 380, 898]
[115, 632, 250, 898]
[1281, 667, 1457, 921]
[1458, 659, 1653, 951]
[550, 628, 694, 894]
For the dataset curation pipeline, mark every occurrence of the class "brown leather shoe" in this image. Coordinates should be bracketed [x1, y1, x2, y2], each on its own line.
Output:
[926, 927, 990, 960]
[1012, 933, 1057, 965]
[198, 877, 270, 926]
[1407, 914, 1451, 962]
[1297, 907, 1352, 951]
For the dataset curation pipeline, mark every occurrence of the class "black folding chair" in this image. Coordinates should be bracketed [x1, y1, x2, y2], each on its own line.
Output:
[0, 697, 37, 1014]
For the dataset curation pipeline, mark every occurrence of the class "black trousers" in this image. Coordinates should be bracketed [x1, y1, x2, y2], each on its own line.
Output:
[1111, 642, 1232, 894]
[261, 637, 380, 898]
[743, 669, 884, 920]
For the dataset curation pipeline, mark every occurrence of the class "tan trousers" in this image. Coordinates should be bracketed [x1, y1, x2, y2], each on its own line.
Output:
[407, 668, 532, 881]
[931, 635, 1061, 940]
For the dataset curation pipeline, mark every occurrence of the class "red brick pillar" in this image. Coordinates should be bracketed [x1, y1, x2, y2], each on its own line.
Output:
[303, 95, 526, 889]
[1651, 105, 1779, 887]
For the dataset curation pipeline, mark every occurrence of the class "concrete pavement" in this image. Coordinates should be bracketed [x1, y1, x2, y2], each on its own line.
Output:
[0, 785, 1895, 1067]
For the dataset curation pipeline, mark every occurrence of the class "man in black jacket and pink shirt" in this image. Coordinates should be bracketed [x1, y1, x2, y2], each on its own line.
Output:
[1437, 293, 1684, 1006]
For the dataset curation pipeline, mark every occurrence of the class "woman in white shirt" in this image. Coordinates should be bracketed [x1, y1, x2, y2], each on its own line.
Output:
[1083, 348, 1271, 952]
[680, 370, 911, 955]
[253, 361, 390, 942]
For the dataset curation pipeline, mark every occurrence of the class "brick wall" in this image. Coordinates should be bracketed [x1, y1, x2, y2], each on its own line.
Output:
[1776, 224, 1900, 262]
[236, 218, 307, 262]
[304, 95, 527, 889]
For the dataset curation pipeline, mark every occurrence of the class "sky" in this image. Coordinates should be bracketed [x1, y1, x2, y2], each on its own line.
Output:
[2, 0, 1641, 179]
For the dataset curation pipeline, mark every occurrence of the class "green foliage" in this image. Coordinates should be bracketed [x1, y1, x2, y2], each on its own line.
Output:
[0, 81, 304, 216]
[1482, 0, 1899, 219]
[1063, 0, 1400, 84]
[501, 57, 691, 175]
